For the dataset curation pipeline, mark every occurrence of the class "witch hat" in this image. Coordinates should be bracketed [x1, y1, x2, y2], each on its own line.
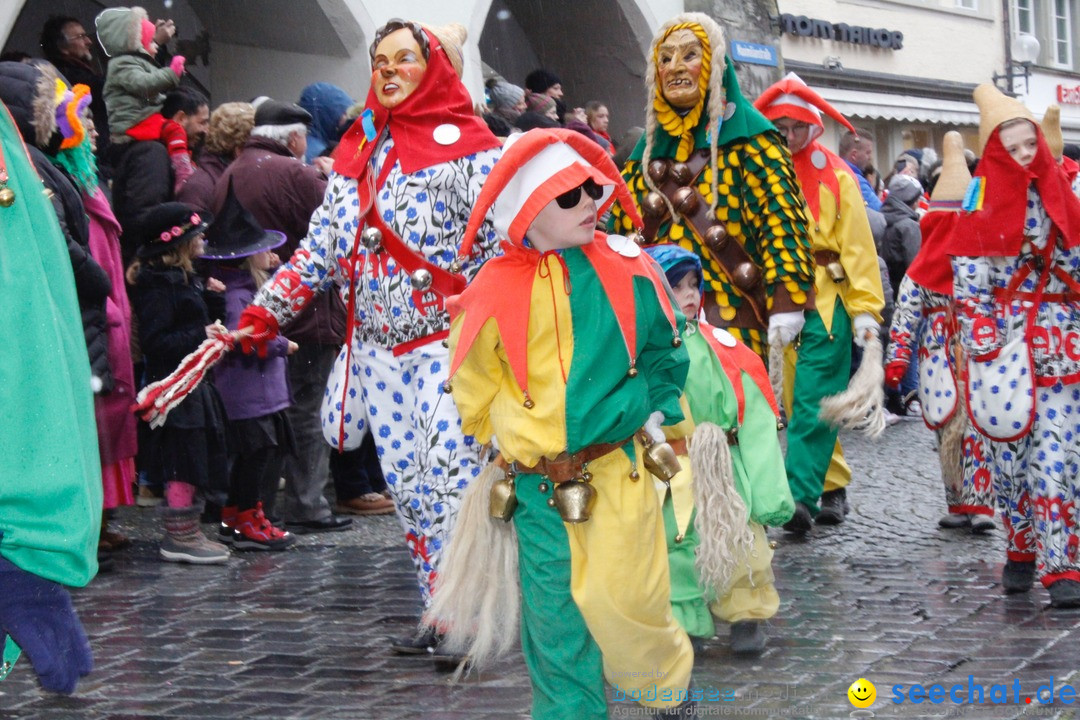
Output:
[202, 181, 286, 260]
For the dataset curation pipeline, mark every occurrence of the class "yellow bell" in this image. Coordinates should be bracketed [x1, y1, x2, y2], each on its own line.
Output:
[638, 431, 682, 482]
[553, 480, 597, 523]
[0, 186, 13, 208]
[826, 261, 846, 283]
[489, 475, 517, 522]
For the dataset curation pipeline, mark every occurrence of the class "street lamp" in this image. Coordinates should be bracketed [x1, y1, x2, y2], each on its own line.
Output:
[994, 33, 1041, 94]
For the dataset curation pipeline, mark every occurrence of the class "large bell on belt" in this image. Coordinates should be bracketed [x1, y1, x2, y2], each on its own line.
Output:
[638, 432, 682, 482]
[671, 162, 695, 186]
[361, 226, 383, 251]
[826, 261, 846, 284]
[553, 479, 597, 523]
[489, 474, 518, 522]
[642, 191, 667, 218]
[410, 268, 433, 291]
[704, 225, 728, 253]
[731, 261, 761, 292]
[647, 159, 671, 184]
[671, 186, 698, 215]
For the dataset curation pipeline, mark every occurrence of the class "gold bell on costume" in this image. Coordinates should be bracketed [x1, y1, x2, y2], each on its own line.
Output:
[489, 467, 518, 522]
[0, 185, 13, 207]
[638, 431, 682, 482]
[553, 478, 597, 523]
[826, 260, 846, 283]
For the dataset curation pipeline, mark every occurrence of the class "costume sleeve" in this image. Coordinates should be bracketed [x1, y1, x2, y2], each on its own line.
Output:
[738, 132, 815, 313]
[886, 275, 923, 365]
[952, 255, 1000, 357]
[836, 170, 885, 321]
[447, 313, 502, 444]
[458, 148, 502, 274]
[251, 173, 342, 326]
[638, 279, 690, 425]
[736, 372, 794, 527]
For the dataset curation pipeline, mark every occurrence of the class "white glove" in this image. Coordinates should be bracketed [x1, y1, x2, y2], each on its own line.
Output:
[643, 411, 666, 444]
[852, 313, 879, 348]
[768, 311, 805, 347]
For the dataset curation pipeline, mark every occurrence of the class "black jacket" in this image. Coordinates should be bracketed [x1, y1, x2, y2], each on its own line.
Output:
[0, 61, 113, 391]
[106, 139, 174, 263]
[881, 197, 922, 301]
[132, 265, 226, 428]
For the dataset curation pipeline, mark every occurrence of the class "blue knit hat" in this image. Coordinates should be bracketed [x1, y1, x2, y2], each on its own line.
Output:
[644, 244, 704, 293]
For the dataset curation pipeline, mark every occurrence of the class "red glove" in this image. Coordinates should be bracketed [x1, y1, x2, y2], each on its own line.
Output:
[884, 360, 908, 390]
[238, 305, 279, 358]
[169, 55, 186, 77]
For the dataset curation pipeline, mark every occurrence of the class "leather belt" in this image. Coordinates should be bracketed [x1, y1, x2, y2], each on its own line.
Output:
[667, 437, 688, 455]
[515, 436, 632, 484]
[814, 250, 839, 265]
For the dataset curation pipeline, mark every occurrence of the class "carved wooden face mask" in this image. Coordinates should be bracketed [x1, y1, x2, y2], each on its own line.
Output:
[372, 28, 428, 110]
[656, 28, 704, 110]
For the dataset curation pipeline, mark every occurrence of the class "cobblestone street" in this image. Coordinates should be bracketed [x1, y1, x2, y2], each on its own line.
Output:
[3, 421, 1080, 719]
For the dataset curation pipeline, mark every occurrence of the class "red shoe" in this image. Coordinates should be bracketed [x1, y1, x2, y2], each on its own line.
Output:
[233, 503, 295, 551]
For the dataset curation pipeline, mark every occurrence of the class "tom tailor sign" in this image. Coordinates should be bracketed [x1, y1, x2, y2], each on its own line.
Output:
[780, 14, 904, 50]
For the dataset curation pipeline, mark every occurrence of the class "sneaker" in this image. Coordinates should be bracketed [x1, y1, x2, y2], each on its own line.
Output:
[335, 492, 395, 516]
[1001, 559, 1035, 594]
[219, 505, 238, 545]
[159, 533, 230, 564]
[782, 502, 812, 535]
[136, 485, 163, 507]
[816, 489, 848, 525]
[729, 620, 766, 656]
[902, 398, 923, 420]
[233, 503, 295, 551]
[884, 410, 902, 426]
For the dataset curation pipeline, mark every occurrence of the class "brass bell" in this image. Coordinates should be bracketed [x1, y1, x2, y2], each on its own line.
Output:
[730, 262, 761, 292]
[639, 431, 683, 482]
[704, 225, 728, 253]
[627, 366, 638, 378]
[523, 393, 535, 409]
[361, 226, 383, 251]
[671, 336, 682, 348]
[671, 162, 694, 186]
[626, 231, 645, 247]
[553, 480, 597, 523]
[629, 469, 640, 481]
[489, 475, 518, 522]
[449, 258, 463, 274]
[642, 191, 667, 218]
[826, 260, 846, 284]
[647, 159, 670, 184]
[410, 268, 433, 291]
[671, 186, 698, 216]
[442, 380, 453, 393]
[0, 186, 14, 208]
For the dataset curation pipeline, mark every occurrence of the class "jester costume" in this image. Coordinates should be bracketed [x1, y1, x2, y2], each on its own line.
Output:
[646, 244, 792, 652]
[755, 74, 885, 522]
[0, 101, 99, 692]
[947, 85, 1080, 604]
[444, 130, 694, 718]
[609, 13, 814, 360]
[885, 132, 995, 527]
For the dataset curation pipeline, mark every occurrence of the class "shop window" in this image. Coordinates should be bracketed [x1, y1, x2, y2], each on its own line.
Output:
[956, 0, 977, 9]
[1052, 0, 1072, 67]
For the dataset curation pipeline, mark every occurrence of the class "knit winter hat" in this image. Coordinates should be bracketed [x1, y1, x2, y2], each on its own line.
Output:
[973, 82, 1035, 152]
[525, 91, 555, 116]
[487, 79, 525, 112]
[887, 173, 923, 205]
[524, 68, 561, 95]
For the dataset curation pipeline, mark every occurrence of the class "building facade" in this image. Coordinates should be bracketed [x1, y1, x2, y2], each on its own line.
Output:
[1009, 0, 1080, 143]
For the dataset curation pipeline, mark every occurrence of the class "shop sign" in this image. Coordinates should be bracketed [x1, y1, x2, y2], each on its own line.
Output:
[1058, 84, 1080, 105]
[780, 14, 904, 50]
[731, 40, 779, 67]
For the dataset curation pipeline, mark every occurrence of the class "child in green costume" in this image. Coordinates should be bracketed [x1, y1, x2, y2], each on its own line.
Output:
[645, 243, 794, 656]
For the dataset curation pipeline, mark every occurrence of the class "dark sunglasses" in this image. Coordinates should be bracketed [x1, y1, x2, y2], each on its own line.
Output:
[555, 178, 604, 209]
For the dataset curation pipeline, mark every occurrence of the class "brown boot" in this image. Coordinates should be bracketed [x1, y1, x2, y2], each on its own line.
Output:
[160, 507, 229, 564]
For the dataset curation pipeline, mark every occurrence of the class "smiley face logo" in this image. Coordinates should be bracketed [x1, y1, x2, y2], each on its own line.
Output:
[848, 678, 876, 708]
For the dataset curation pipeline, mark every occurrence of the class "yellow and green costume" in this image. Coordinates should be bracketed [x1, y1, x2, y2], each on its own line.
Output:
[449, 242, 694, 719]
[610, 17, 815, 360]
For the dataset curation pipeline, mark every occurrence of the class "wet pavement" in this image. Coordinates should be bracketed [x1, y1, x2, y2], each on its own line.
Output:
[3, 420, 1080, 719]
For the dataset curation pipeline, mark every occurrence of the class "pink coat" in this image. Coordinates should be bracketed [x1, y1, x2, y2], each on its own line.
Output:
[83, 187, 137, 466]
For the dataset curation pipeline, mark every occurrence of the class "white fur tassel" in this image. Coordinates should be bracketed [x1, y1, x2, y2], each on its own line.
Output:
[818, 333, 886, 438]
[423, 460, 519, 679]
[938, 388, 967, 494]
[689, 422, 754, 597]
[768, 339, 786, 427]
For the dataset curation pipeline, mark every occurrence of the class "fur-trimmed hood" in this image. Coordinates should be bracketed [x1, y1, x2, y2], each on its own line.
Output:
[95, 6, 150, 58]
[0, 60, 61, 150]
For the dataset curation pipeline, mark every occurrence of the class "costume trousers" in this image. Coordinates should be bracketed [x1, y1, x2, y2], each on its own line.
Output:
[783, 301, 852, 512]
[514, 444, 693, 719]
[352, 340, 482, 607]
[989, 383, 1080, 585]
[282, 343, 336, 522]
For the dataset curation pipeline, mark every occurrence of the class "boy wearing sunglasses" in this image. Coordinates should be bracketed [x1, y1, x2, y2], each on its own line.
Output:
[432, 128, 697, 719]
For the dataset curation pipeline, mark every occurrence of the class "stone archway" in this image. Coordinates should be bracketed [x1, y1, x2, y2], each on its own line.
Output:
[478, 0, 654, 143]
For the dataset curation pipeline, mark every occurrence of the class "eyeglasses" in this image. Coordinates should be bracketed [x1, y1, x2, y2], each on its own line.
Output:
[65, 32, 90, 42]
[555, 179, 604, 209]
